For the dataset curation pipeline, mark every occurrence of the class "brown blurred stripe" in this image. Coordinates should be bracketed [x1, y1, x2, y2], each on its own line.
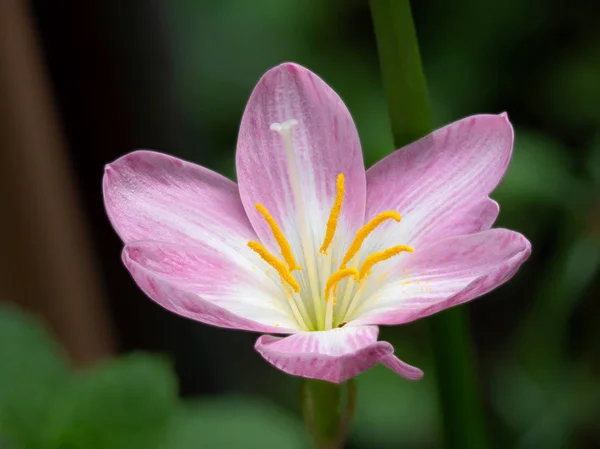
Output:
[0, 0, 114, 365]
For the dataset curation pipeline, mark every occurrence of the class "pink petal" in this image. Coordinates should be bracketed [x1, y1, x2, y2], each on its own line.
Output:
[352, 229, 531, 326]
[236, 63, 366, 258]
[123, 240, 301, 333]
[365, 114, 512, 248]
[103, 151, 256, 255]
[255, 325, 423, 383]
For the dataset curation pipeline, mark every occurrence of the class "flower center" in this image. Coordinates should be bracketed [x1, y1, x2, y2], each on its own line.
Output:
[246, 120, 414, 331]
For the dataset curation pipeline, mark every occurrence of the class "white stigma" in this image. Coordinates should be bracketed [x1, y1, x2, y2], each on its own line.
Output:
[270, 119, 298, 134]
[270, 119, 300, 174]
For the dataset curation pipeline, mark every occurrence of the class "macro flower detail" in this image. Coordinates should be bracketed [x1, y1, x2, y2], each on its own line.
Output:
[103, 62, 531, 383]
[245, 144, 414, 333]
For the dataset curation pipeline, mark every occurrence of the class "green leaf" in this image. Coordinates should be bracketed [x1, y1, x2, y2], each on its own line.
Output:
[47, 354, 178, 449]
[0, 305, 71, 449]
[164, 397, 308, 449]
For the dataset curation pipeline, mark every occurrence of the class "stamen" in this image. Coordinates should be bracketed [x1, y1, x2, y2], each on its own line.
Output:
[255, 204, 301, 271]
[280, 277, 311, 331]
[340, 211, 402, 268]
[248, 241, 300, 292]
[324, 268, 359, 304]
[358, 245, 414, 280]
[320, 173, 345, 255]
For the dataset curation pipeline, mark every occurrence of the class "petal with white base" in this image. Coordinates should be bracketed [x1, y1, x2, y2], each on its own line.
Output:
[351, 229, 531, 326]
[104, 151, 255, 257]
[236, 63, 366, 263]
[255, 325, 423, 383]
[365, 114, 512, 250]
[123, 241, 301, 333]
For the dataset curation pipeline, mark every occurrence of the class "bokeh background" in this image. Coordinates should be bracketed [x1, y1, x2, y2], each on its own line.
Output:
[1, 1, 599, 448]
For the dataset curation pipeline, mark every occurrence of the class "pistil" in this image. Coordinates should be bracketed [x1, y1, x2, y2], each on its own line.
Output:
[271, 119, 325, 329]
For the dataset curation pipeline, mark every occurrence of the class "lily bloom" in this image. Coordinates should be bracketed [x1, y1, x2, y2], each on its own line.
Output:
[103, 63, 530, 383]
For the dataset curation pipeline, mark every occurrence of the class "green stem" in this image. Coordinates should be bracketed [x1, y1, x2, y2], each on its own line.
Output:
[301, 379, 355, 449]
[369, 0, 432, 146]
[369, 1, 489, 448]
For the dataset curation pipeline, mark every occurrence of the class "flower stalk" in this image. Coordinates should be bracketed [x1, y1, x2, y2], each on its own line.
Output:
[369, 1, 490, 448]
[301, 379, 356, 449]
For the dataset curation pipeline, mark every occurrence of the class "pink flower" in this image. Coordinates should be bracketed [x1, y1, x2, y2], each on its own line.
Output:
[103, 63, 530, 383]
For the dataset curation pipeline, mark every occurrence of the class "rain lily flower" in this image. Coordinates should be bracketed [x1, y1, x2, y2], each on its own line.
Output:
[103, 63, 530, 383]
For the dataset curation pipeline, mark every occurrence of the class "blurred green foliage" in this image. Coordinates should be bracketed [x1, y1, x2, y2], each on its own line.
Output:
[0, 307, 70, 449]
[0, 306, 306, 449]
[45, 354, 177, 449]
[352, 363, 439, 447]
[167, 399, 307, 449]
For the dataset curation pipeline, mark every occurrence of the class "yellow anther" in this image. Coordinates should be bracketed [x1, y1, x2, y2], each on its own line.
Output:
[320, 173, 345, 255]
[340, 211, 402, 268]
[324, 268, 359, 303]
[248, 241, 301, 292]
[255, 203, 301, 271]
[358, 245, 414, 280]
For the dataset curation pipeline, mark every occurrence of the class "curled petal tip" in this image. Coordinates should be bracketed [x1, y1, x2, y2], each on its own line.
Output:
[499, 111, 510, 120]
[380, 352, 424, 381]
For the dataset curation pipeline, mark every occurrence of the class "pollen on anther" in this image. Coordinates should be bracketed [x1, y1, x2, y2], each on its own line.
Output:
[320, 173, 345, 255]
[358, 245, 414, 280]
[247, 241, 300, 292]
[341, 211, 402, 268]
[324, 268, 358, 304]
[255, 203, 301, 271]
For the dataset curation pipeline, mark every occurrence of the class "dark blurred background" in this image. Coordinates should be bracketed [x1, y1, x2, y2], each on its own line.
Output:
[1, 1, 599, 448]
